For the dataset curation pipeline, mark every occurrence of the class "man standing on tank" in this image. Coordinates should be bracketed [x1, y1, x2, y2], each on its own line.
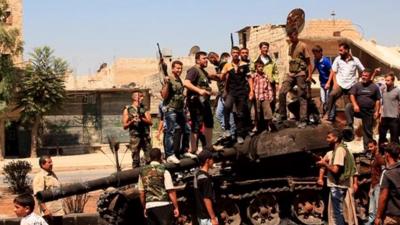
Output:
[275, 28, 312, 128]
[208, 52, 236, 141]
[161, 60, 197, 164]
[221, 46, 252, 144]
[324, 42, 365, 123]
[184, 51, 214, 152]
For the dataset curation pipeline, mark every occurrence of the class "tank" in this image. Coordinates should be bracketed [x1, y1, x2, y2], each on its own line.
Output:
[35, 123, 372, 225]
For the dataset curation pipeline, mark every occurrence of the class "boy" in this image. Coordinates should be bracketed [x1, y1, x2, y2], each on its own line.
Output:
[249, 61, 276, 133]
[14, 193, 48, 225]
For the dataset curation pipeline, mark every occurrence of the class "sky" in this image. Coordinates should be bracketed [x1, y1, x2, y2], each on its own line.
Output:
[24, 0, 400, 75]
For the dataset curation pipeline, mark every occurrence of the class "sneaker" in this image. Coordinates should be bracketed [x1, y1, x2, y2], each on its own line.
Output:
[223, 130, 231, 138]
[237, 137, 244, 144]
[167, 155, 180, 164]
[183, 152, 197, 159]
[249, 127, 257, 136]
[297, 121, 307, 129]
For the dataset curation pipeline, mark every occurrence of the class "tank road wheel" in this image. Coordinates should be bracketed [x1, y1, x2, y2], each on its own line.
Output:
[292, 192, 324, 225]
[217, 198, 241, 225]
[246, 194, 280, 225]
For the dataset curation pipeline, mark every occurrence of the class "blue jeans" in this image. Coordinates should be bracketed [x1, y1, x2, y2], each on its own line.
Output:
[321, 87, 335, 119]
[330, 187, 347, 225]
[164, 110, 186, 157]
[215, 97, 235, 135]
[366, 185, 380, 225]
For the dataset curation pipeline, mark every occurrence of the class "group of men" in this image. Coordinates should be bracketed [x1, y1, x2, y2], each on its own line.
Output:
[119, 27, 400, 225]
[317, 130, 400, 225]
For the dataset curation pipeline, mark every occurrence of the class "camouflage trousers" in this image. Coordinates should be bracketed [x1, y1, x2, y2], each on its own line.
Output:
[129, 135, 151, 168]
[278, 75, 308, 121]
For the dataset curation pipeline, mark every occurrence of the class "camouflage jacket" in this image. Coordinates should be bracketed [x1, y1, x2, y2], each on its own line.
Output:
[164, 75, 185, 111]
[139, 163, 169, 203]
[125, 104, 148, 136]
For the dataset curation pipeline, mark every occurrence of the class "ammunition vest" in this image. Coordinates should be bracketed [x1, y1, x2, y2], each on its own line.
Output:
[289, 42, 307, 74]
[194, 66, 211, 91]
[329, 143, 357, 185]
[125, 105, 145, 136]
[164, 75, 185, 111]
[140, 164, 169, 203]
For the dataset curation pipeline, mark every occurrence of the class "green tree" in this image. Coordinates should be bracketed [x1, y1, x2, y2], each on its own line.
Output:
[0, 0, 23, 111]
[17, 46, 68, 157]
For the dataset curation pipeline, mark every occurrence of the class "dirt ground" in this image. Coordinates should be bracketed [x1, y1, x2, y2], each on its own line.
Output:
[0, 187, 101, 218]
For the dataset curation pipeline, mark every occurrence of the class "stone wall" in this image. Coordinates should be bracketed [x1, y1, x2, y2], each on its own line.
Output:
[4, 0, 23, 63]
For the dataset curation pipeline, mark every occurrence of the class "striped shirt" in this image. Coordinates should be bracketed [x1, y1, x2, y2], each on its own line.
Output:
[252, 72, 273, 101]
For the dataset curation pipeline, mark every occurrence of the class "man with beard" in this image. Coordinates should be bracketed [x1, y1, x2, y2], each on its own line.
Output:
[221, 46, 252, 144]
[317, 130, 358, 225]
[345, 68, 381, 151]
[33, 156, 64, 225]
[378, 72, 400, 145]
[208, 52, 236, 142]
[240, 47, 250, 63]
[324, 42, 365, 123]
[184, 51, 214, 152]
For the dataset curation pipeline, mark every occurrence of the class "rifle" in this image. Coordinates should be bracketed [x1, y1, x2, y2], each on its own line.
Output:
[157, 43, 168, 77]
[230, 33, 234, 48]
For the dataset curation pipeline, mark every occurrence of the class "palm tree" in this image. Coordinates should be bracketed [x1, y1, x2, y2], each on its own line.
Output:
[17, 46, 68, 157]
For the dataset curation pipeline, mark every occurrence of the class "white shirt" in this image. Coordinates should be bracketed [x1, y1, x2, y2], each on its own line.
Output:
[21, 212, 48, 225]
[332, 55, 365, 89]
[260, 55, 270, 65]
[137, 161, 174, 209]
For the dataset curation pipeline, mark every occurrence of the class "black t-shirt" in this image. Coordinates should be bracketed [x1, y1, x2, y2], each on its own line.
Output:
[381, 162, 400, 216]
[222, 61, 250, 97]
[350, 82, 381, 109]
[185, 66, 210, 98]
[194, 170, 216, 219]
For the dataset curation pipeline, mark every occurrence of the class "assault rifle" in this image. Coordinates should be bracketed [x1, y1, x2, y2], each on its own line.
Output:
[157, 43, 168, 77]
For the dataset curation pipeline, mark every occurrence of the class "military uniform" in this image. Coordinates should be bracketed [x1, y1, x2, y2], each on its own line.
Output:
[138, 161, 175, 225]
[164, 75, 187, 158]
[185, 65, 214, 134]
[278, 41, 311, 122]
[126, 104, 151, 168]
